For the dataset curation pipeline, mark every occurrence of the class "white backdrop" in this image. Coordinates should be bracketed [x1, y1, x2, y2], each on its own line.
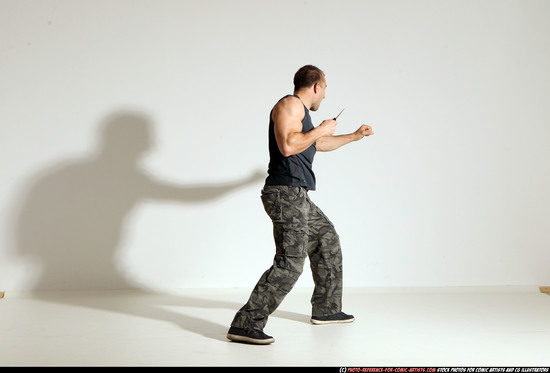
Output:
[1, 0, 549, 291]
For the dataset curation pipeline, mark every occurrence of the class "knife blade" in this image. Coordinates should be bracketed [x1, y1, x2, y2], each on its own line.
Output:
[334, 108, 345, 120]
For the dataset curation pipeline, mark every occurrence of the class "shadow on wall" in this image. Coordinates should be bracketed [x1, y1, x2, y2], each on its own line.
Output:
[14, 111, 264, 291]
[10, 110, 310, 342]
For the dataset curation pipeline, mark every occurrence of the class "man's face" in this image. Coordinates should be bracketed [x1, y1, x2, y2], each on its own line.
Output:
[310, 78, 327, 111]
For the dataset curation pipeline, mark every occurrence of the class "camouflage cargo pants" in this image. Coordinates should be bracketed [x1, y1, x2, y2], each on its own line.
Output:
[230, 185, 343, 332]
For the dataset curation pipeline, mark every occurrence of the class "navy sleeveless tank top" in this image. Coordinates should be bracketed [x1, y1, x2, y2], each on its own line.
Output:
[265, 95, 316, 190]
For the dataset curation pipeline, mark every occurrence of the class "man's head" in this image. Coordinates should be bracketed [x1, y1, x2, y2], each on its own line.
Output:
[293, 65, 326, 111]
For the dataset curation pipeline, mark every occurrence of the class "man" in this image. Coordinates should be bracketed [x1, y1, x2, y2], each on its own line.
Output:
[227, 65, 374, 344]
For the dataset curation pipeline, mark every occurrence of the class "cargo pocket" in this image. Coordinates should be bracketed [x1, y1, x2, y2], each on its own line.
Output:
[273, 224, 308, 277]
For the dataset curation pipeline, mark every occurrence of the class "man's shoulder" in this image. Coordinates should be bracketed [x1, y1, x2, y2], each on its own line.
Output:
[277, 94, 301, 105]
[273, 95, 304, 116]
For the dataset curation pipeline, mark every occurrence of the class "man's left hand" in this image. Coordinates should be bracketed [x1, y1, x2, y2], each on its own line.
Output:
[355, 124, 374, 140]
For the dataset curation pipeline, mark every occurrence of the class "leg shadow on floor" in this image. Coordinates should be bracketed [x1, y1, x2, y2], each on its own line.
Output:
[30, 289, 309, 342]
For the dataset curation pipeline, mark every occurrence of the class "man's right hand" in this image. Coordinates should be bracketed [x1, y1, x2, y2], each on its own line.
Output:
[318, 119, 337, 137]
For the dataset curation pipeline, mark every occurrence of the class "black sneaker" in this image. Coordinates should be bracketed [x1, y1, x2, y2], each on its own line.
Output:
[226, 326, 275, 345]
[310, 312, 355, 325]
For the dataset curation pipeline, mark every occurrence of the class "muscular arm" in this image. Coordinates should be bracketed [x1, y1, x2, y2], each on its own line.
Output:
[272, 96, 336, 157]
[316, 124, 374, 152]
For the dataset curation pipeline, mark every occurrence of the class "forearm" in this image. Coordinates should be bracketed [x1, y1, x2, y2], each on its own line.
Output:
[316, 133, 360, 152]
[280, 126, 327, 156]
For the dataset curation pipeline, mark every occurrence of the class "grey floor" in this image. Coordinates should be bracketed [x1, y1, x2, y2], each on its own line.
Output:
[1, 287, 550, 366]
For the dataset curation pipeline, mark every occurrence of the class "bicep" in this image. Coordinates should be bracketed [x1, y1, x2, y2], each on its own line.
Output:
[272, 99, 304, 154]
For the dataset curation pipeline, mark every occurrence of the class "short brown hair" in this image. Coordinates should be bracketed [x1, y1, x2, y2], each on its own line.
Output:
[293, 65, 325, 91]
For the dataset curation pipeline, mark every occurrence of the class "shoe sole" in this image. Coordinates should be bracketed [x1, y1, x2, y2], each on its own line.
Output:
[227, 333, 275, 345]
[310, 317, 355, 325]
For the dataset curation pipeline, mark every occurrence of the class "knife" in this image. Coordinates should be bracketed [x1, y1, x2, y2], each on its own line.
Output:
[334, 108, 345, 120]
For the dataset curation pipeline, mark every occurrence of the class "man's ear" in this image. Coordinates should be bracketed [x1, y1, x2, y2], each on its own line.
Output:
[313, 81, 320, 94]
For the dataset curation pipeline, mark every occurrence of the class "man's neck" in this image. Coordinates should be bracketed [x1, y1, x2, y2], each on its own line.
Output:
[293, 90, 314, 110]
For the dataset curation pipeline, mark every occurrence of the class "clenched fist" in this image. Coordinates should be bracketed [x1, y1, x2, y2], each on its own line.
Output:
[354, 124, 374, 140]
